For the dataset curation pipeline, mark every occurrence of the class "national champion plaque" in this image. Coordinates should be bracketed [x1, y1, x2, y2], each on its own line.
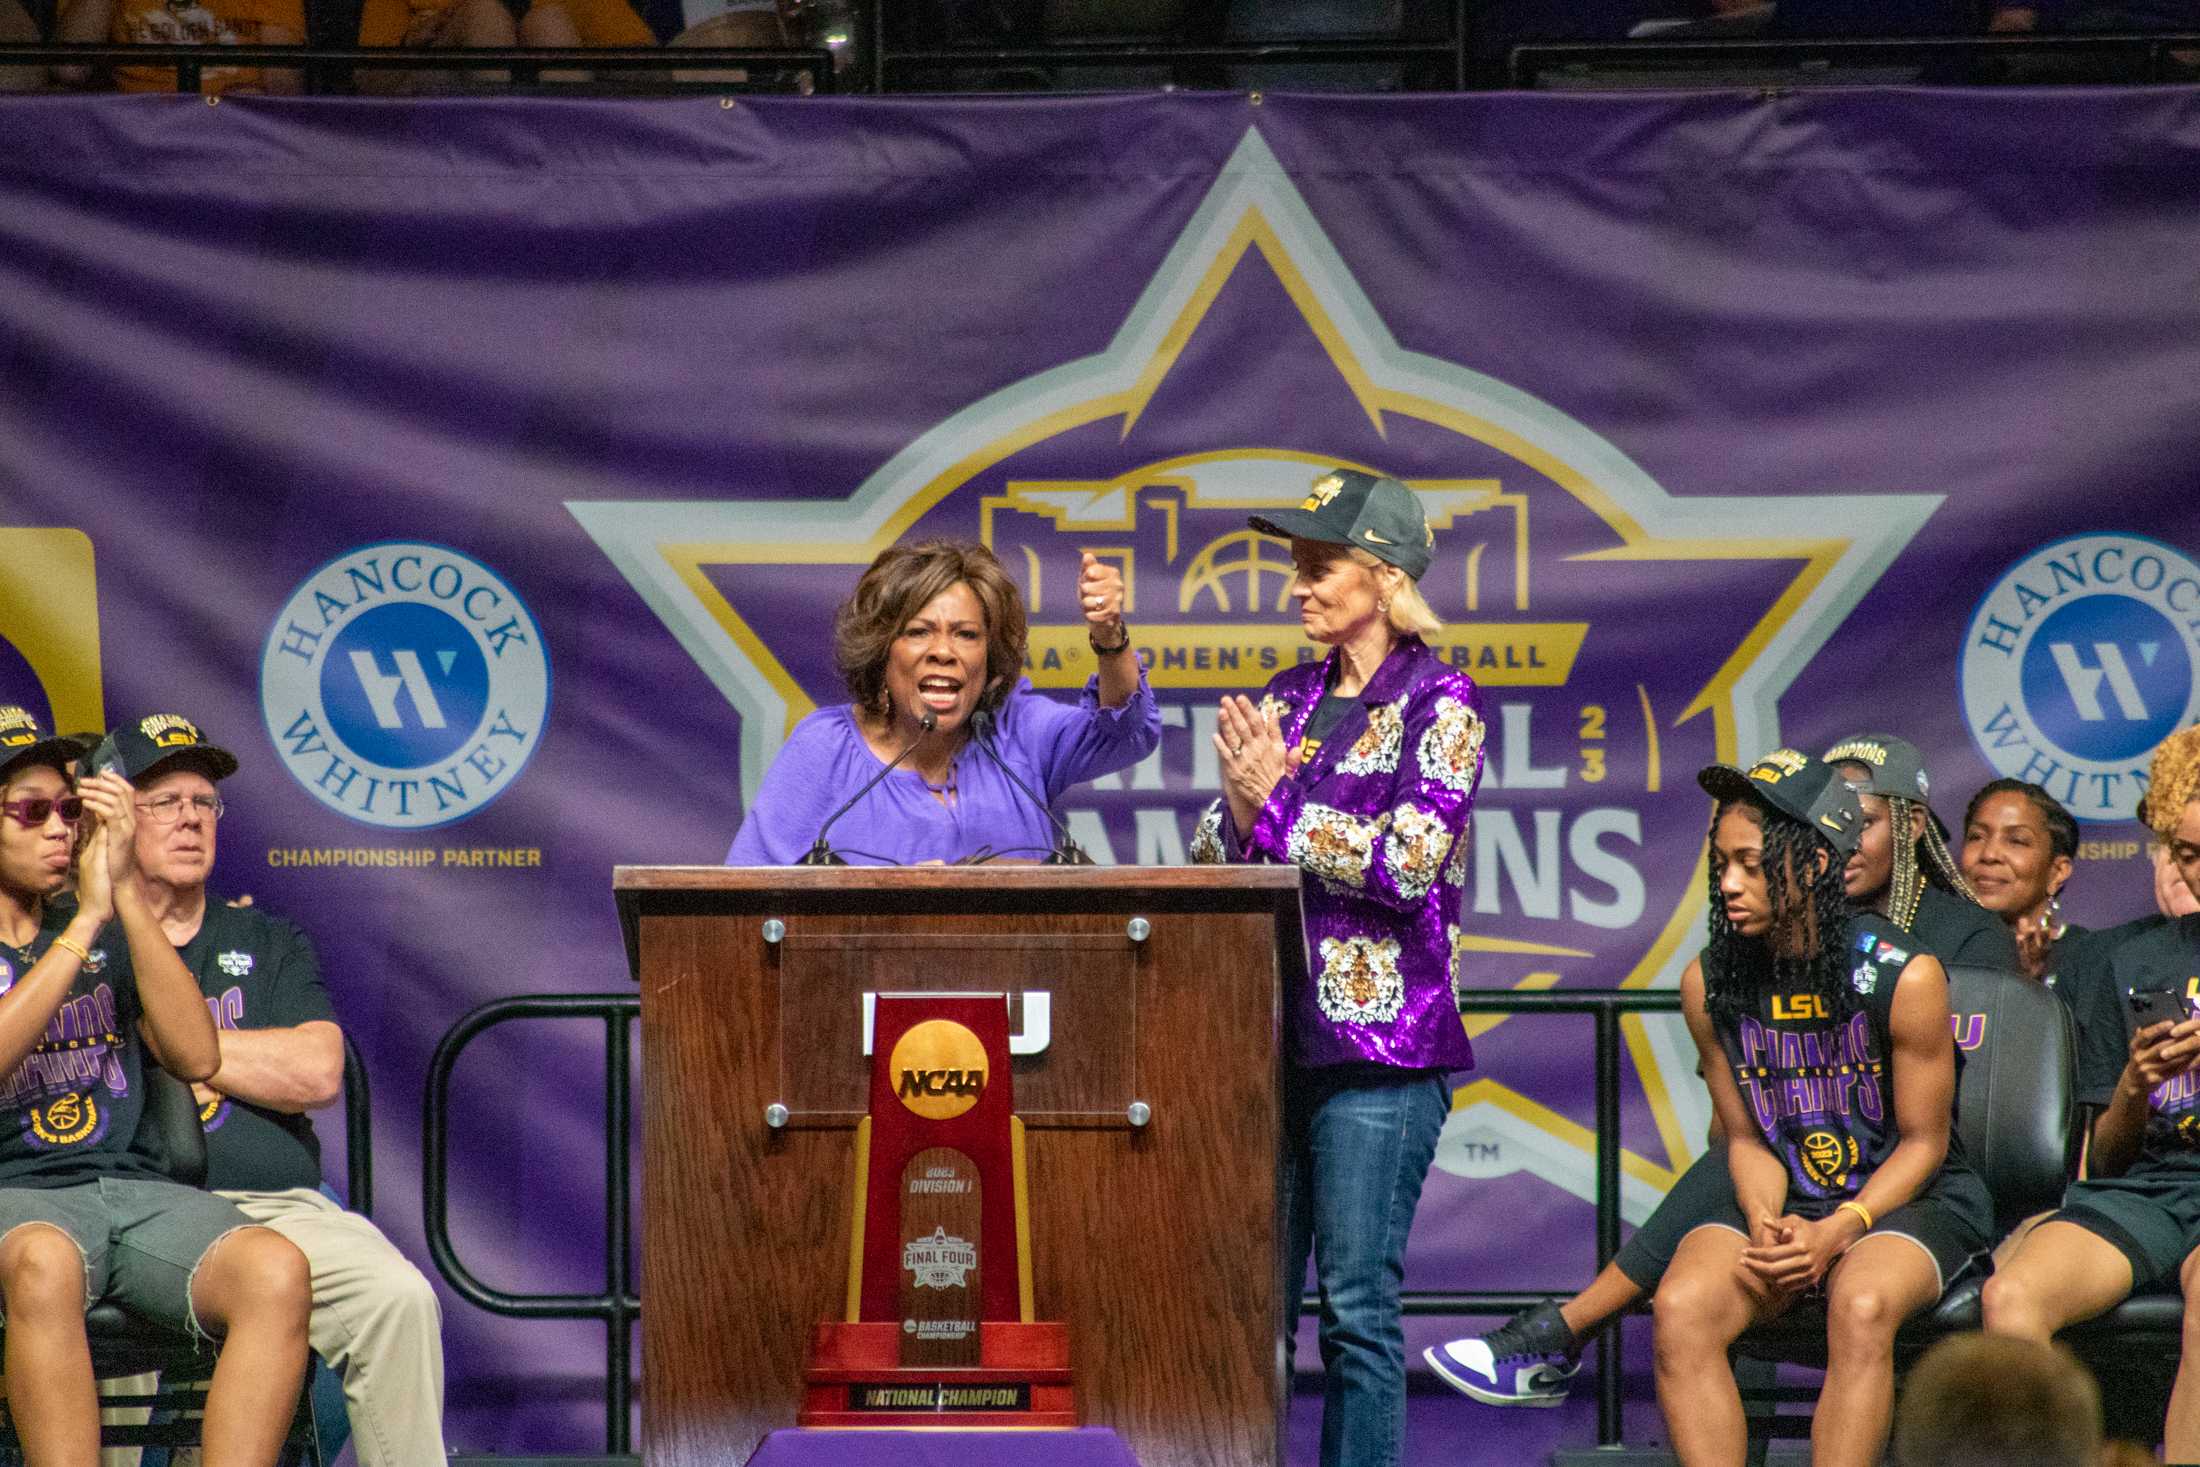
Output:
[799, 992, 1074, 1428]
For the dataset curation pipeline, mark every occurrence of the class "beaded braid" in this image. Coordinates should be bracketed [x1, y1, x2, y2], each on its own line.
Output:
[1882, 795, 1982, 931]
[1704, 797, 1861, 1036]
[1915, 806, 1980, 903]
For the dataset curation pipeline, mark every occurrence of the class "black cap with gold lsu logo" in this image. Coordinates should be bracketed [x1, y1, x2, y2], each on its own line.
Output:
[1248, 467, 1435, 582]
[78, 714, 239, 785]
[1698, 748, 1865, 857]
[0, 706, 90, 784]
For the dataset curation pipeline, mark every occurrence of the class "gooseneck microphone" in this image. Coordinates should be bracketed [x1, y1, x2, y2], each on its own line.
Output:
[969, 708, 1094, 866]
[800, 708, 937, 866]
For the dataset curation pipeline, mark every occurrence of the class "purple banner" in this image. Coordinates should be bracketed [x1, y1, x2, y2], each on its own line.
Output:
[3, 86, 2199, 1459]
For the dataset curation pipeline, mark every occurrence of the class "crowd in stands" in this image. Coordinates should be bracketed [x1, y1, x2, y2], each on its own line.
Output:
[0, 0, 789, 94]
[1, 0, 2193, 95]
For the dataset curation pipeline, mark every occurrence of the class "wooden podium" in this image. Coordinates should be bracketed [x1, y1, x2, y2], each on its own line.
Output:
[614, 865, 1306, 1467]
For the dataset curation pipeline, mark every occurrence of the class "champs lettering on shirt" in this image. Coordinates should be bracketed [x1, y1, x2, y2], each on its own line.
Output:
[1716, 918, 1914, 1207]
[2105, 916, 2200, 1163]
[0, 912, 157, 1188]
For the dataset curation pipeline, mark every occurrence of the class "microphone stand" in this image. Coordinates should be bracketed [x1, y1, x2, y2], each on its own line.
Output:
[800, 709, 936, 866]
[969, 709, 1094, 866]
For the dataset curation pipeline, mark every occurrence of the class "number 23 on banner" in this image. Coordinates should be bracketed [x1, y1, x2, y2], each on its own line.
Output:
[1579, 704, 1606, 784]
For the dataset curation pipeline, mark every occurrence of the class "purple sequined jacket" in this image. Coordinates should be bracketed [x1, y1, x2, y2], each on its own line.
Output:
[1191, 636, 1484, 1073]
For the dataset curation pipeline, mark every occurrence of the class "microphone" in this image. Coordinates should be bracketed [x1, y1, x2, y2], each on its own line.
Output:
[801, 708, 936, 866]
[969, 708, 1094, 866]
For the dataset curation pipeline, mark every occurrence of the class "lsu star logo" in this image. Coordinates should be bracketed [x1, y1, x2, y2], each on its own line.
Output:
[570, 127, 1937, 1223]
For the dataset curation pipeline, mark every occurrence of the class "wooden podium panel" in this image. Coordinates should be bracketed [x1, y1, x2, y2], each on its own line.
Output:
[615, 866, 1304, 1467]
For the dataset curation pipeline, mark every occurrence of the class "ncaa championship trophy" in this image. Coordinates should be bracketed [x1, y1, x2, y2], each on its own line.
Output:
[799, 992, 1075, 1427]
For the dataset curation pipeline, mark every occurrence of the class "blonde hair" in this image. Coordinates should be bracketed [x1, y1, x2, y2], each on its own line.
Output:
[1346, 548, 1443, 639]
[2143, 723, 2200, 839]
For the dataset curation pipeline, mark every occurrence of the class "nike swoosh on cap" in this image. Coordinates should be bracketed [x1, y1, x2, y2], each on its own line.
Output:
[1361, 529, 1395, 544]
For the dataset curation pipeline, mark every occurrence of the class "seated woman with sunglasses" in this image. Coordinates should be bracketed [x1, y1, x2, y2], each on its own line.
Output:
[0, 706, 312, 1467]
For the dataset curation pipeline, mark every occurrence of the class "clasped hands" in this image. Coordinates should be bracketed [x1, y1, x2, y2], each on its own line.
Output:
[1212, 695, 1304, 837]
[70, 770, 142, 927]
[1738, 1208, 1866, 1294]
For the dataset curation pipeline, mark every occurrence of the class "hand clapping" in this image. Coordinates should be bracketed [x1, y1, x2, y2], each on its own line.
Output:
[1214, 695, 1297, 836]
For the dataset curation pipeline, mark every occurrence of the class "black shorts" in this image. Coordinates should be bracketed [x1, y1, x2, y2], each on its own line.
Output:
[2054, 1160, 2200, 1290]
[1614, 1148, 1730, 1291]
[1681, 1166, 1994, 1297]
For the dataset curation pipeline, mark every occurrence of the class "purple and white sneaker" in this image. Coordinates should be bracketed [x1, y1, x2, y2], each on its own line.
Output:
[1423, 1301, 1582, 1407]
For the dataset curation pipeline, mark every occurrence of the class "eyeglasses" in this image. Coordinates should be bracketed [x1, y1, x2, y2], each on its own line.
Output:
[136, 793, 225, 825]
[0, 796, 85, 827]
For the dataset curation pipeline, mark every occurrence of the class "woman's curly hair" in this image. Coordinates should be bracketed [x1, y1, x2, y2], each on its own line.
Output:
[834, 540, 1028, 721]
[2142, 723, 2200, 840]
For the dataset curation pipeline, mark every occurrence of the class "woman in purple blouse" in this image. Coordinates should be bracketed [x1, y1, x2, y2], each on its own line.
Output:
[725, 540, 1160, 866]
[1190, 468, 1486, 1467]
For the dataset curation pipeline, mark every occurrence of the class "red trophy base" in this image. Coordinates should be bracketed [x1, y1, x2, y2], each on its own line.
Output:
[798, 1321, 1076, 1429]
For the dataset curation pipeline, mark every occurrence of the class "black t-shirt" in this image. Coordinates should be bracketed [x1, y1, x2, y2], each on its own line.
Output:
[1297, 692, 1358, 760]
[0, 909, 159, 1188]
[180, 904, 338, 1193]
[1908, 884, 2022, 973]
[2055, 917, 2161, 1110]
[1710, 915, 1942, 1215]
[2035, 920, 2093, 998]
[2105, 914, 2200, 1170]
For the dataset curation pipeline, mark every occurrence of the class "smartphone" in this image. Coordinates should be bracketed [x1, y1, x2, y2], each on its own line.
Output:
[2127, 988, 2193, 1031]
[75, 733, 121, 781]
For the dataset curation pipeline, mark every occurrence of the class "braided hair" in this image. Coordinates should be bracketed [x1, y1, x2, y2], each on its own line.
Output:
[1703, 796, 1860, 1036]
[1880, 794, 1982, 931]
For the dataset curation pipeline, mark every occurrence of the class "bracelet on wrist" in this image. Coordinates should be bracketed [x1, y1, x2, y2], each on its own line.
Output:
[49, 935, 92, 967]
[1088, 622, 1132, 656]
[1836, 1199, 1874, 1233]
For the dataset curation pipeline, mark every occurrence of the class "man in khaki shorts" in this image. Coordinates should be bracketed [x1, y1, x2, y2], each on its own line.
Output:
[103, 714, 448, 1467]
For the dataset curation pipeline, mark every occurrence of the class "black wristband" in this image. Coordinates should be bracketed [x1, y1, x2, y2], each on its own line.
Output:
[1088, 622, 1132, 656]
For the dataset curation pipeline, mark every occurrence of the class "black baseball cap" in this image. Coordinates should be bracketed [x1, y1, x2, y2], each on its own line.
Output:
[1699, 749, 1865, 856]
[80, 714, 239, 784]
[1822, 733, 1935, 803]
[1249, 468, 1434, 581]
[1823, 731, 1949, 838]
[0, 706, 89, 785]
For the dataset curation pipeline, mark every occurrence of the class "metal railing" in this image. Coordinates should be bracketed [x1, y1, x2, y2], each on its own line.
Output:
[424, 993, 639, 1456]
[5, 24, 2194, 96]
[1512, 30, 2200, 88]
[863, 0, 1474, 92]
[1436, 988, 1683, 1448]
[421, 987, 1681, 1453]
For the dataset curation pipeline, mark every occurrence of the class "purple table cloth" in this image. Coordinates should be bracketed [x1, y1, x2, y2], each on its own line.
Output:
[746, 1427, 1140, 1465]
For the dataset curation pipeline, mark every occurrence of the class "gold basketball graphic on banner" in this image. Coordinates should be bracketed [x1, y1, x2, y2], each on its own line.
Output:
[889, 1019, 987, 1120]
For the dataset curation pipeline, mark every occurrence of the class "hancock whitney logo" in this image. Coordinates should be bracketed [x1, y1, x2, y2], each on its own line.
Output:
[259, 542, 550, 830]
[568, 126, 1936, 1226]
[1962, 533, 2200, 823]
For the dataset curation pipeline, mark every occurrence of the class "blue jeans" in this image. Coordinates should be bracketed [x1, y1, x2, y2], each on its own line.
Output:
[1282, 1065, 1449, 1467]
